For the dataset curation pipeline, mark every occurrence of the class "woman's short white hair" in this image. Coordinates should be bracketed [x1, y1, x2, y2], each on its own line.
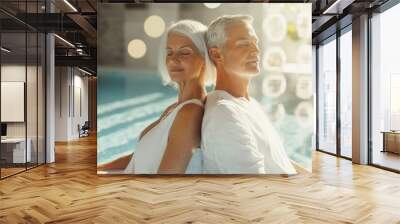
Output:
[206, 15, 254, 49]
[158, 20, 216, 86]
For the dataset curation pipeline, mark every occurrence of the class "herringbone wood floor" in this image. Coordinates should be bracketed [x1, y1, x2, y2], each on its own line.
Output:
[1, 135, 400, 224]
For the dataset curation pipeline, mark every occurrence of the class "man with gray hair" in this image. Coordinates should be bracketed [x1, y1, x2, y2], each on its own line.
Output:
[201, 15, 296, 174]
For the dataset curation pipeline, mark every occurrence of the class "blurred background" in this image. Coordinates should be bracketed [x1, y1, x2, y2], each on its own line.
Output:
[97, 3, 313, 172]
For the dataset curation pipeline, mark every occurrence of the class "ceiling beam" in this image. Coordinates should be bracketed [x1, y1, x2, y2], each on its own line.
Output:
[67, 14, 97, 40]
[322, 0, 356, 14]
[55, 55, 96, 70]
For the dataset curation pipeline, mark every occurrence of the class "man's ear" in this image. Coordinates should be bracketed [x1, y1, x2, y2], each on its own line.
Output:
[209, 47, 223, 64]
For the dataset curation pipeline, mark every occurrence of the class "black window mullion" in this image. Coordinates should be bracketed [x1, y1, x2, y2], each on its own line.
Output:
[316, 44, 319, 151]
[336, 28, 341, 157]
[0, 22, 2, 179]
[367, 11, 373, 165]
[36, 0, 39, 167]
[25, 0, 28, 171]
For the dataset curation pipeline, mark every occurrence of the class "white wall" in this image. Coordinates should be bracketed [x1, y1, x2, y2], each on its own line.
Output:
[55, 66, 69, 141]
[1, 65, 34, 138]
[72, 73, 89, 138]
[1, 82, 25, 122]
[54, 67, 89, 141]
[1, 64, 46, 163]
[1, 66, 26, 129]
[1, 65, 26, 81]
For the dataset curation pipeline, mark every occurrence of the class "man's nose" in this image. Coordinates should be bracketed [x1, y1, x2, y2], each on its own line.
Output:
[251, 43, 260, 56]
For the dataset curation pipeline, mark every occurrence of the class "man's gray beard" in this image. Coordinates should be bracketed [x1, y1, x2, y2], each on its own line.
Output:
[236, 72, 260, 79]
[225, 67, 259, 79]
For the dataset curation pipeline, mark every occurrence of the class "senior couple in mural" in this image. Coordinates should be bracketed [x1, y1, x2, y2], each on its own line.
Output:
[105, 14, 297, 175]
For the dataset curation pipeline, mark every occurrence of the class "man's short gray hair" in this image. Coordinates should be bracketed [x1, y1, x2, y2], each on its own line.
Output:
[206, 15, 254, 49]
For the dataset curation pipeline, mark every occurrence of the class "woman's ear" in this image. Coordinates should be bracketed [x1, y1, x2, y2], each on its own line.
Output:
[209, 47, 223, 64]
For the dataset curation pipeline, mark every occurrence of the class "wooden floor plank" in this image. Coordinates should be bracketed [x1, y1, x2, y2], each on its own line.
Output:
[0, 134, 400, 223]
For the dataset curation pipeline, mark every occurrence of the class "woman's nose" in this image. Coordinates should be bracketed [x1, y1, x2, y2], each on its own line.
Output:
[167, 55, 180, 65]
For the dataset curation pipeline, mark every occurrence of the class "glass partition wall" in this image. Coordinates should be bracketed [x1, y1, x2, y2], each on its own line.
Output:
[316, 0, 400, 172]
[317, 36, 337, 155]
[0, 1, 46, 179]
[339, 27, 352, 159]
[1, 32, 27, 177]
[370, 3, 400, 172]
[316, 27, 353, 159]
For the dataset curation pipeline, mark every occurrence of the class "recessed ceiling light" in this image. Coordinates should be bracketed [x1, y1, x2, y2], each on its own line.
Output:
[78, 67, 92, 76]
[54, 34, 75, 48]
[63, 0, 78, 12]
[1, 47, 11, 53]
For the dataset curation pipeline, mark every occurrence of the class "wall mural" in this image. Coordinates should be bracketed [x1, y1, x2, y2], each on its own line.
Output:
[97, 3, 313, 175]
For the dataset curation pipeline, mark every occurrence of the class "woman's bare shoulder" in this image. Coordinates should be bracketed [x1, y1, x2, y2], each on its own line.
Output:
[180, 101, 204, 116]
[170, 103, 204, 136]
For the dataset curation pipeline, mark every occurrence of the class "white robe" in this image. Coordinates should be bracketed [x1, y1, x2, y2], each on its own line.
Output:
[201, 90, 297, 174]
[124, 99, 203, 174]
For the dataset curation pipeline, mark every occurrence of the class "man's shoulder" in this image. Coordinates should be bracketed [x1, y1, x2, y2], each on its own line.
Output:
[201, 92, 255, 148]
[205, 91, 239, 116]
[202, 92, 247, 129]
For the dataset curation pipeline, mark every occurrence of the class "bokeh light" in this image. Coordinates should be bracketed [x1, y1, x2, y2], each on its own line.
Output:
[274, 103, 287, 121]
[263, 47, 287, 70]
[204, 3, 221, 9]
[127, 39, 147, 59]
[296, 13, 311, 39]
[144, 15, 166, 38]
[294, 101, 313, 128]
[297, 44, 312, 64]
[262, 73, 287, 98]
[263, 13, 287, 42]
[296, 75, 313, 99]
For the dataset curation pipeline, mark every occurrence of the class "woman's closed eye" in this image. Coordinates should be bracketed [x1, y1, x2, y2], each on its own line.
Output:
[166, 49, 173, 57]
[166, 48, 193, 57]
[179, 47, 194, 56]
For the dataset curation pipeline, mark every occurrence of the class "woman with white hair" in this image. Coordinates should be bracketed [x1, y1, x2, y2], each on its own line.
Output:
[123, 20, 215, 174]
